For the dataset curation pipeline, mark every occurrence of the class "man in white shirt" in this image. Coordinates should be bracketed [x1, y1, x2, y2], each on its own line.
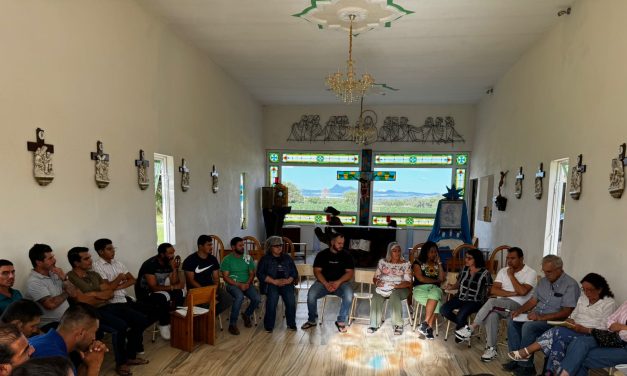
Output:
[454, 247, 537, 362]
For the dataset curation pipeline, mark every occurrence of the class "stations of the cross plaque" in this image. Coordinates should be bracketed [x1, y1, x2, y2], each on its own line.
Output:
[26, 128, 55, 186]
[135, 149, 150, 190]
[90, 141, 110, 188]
[514, 166, 524, 199]
[534, 163, 545, 200]
[179, 158, 190, 192]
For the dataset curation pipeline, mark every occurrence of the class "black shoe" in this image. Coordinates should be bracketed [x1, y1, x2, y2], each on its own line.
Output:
[287, 325, 297, 331]
[502, 361, 520, 371]
[512, 366, 536, 376]
[454, 336, 462, 343]
[417, 321, 429, 336]
[265, 328, 273, 333]
[241, 313, 252, 328]
[425, 327, 435, 340]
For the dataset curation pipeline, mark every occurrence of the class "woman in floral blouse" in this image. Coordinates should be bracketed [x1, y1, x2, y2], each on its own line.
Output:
[368, 242, 412, 335]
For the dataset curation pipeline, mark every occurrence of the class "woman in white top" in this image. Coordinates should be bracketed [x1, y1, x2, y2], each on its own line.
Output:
[508, 273, 616, 374]
[368, 242, 412, 335]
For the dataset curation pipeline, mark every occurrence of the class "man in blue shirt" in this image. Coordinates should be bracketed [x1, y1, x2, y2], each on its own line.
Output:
[0, 260, 22, 314]
[29, 303, 108, 376]
[504, 255, 580, 376]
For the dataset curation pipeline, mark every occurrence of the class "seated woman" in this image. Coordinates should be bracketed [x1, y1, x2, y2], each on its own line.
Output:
[368, 242, 412, 335]
[558, 300, 627, 376]
[508, 273, 616, 374]
[256, 236, 299, 333]
[440, 248, 492, 341]
[413, 241, 446, 340]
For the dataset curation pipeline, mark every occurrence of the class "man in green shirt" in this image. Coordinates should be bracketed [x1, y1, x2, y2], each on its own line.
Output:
[67, 247, 148, 376]
[221, 237, 260, 335]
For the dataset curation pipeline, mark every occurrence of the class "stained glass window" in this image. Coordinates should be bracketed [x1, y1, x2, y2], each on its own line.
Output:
[281, 153, 359, 164]
[285, 214, 357, 225]
[374, 154, 453, 165]
[371, 216, 434, 227]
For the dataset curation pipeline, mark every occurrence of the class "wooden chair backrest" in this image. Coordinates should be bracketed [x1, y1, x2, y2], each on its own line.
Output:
[210, 235, 225, 261]
[296, 263, 314, 277]
[186, 285, 217, 309]
[409, 243, 425, 264]
[354, 269, 375, 294]
[447, 243, 475, 273]
[488, 245, 511, 276]
[242, 236, 262, 253]
[282, 237, 295, 259]
[445, 271, 459, 286]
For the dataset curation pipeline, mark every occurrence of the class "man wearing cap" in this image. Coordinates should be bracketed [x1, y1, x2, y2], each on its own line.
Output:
[256, 236, 298, 333]
[301, 232, 354, 333]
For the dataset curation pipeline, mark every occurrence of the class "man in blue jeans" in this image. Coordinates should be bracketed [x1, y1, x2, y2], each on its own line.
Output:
[301, 232, 354, 333]
[504, 255, 580, 376]
[221, 237, 260, 335]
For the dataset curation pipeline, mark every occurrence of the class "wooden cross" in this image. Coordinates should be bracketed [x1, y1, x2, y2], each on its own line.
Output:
[90, 141, 109, 162]
[27, 128, 55, 154]
[574, 154, 586, 173]
[135, 149, 149, 168]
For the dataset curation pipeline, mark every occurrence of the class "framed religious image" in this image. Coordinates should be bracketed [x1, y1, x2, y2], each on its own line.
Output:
[438, 200, 464, 229]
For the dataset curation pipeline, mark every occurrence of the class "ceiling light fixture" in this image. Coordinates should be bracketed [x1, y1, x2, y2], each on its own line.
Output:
[325, 13, 374, 103]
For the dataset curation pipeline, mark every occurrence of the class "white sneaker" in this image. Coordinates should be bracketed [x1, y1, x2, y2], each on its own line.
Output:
[159, 324, 171, 340]
[455, 325, 473, 340]
[481, 346, 497, 362]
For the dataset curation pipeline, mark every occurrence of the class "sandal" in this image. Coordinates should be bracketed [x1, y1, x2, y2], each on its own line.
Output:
[126, 358, 149, 366]
[335, 321, 348, 333]
[508, 348, 530, 362]
[393, 325, 403, 335]
[367, 327, 378, 334]
[300, 321, 316, 330]
[115, 365, 133, 376]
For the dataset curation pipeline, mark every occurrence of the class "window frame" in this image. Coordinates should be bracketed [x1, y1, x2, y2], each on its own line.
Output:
[154, 153, 176, 244]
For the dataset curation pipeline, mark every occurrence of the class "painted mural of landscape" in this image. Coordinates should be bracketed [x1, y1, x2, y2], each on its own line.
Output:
[282, 166, 451, 214]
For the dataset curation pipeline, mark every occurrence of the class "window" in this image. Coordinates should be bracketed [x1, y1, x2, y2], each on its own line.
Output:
[154, 153, 175, 245]
[544, 159, 568, 256]
[266, 151, 469, 227]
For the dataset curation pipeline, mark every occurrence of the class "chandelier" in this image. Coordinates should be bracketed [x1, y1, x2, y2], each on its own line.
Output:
[351, 96, 378, 145]
[325, 14, 374, 103]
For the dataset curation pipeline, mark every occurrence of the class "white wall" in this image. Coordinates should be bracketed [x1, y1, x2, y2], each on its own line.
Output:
[264, 103, 475, 252]
[471, 0, 627, 300]
[0, 0, 264, 292]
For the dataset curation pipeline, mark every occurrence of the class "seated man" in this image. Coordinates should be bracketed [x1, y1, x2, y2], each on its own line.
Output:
[301, 232, 354, 333]
[455, 247, 537, 362]
[25, 244, 78, 332]
[67, 247, 149, 375]
[183, 235, 232, 316]
[0, 323, 33, 376]
[91, 239, 153, 353]
[135, 242, 184, 340]
[503, 255, 580, 376]
[1, 300, 43, 337]
[0, 260, 22, 314]
[256, 236, 298, 333]
[221, 237, 260, 336]
[29, 303, 108, 376]
[10, 356, 74, 376]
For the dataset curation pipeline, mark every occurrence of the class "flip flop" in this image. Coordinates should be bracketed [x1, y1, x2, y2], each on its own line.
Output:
[301, 321, 316, 330]
[335, 321, 348, 333]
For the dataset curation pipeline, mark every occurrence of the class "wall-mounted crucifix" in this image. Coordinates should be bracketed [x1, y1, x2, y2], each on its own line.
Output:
[609, 143, 626, 198]
[135, 149, 150, 190]
[569, 154, 586, 200]
[514, 166, 524, 199]
[179, 158, 190, 192]
[90, 141, 110, 188]
[534, 163, 545, 200]
[26, 128, 55, 186]
[336, 149, 396, 226]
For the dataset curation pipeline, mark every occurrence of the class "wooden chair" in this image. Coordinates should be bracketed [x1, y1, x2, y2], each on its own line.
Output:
[210, 234, 225, 262]
[348, 269, 375, 325]
[295, 264, 315, 304]
[409, 242, 425, 263]
[488, 245, 511, 276]
[170, 285, 216, 352]
[446, 243, 475, 273]
[282, 237, 295, 260]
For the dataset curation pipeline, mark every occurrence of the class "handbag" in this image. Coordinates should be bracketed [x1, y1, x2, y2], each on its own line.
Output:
[591, 328, 625, 348]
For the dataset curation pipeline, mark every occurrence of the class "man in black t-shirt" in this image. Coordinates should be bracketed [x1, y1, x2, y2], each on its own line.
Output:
[135, 243, 184, 340]
[182, 235, 233, 315]
[301, 233, 354, 333]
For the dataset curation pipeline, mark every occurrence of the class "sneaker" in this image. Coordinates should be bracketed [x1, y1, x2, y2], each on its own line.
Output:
[228, 325, 240, 335]
[241, 312, 252, 328]
[417, 321, 429, 336]
[425, 327, 435, 340]
[481, 347, 498, 362]
[502, 361, 520, 371]
[454, 336, 462, 344]
[158, 325, 171, 340]
[455, 325, 473, 340]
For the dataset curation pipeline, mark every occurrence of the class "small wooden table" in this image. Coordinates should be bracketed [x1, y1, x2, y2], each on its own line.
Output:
[293, 242, 307, 262]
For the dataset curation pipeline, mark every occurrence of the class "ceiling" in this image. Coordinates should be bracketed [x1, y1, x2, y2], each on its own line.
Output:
[139, 0, 574, 105]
